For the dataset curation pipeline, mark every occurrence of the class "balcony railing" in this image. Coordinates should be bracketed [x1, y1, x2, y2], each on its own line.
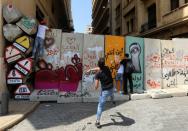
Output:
[140, 23, 148, 32]
[148, 20, 156, 29]
[140, 21, 156, 32]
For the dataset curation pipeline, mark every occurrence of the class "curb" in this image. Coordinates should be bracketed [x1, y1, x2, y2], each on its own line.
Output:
[0, 102, 40, 131]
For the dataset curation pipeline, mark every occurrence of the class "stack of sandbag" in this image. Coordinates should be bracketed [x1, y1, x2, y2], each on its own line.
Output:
[16, 16, 38, 35]
[3, 4, 22, 24]
[3, 24, 23, 42]
[3, 4, 38, 100]
[3, 4, 23, 42]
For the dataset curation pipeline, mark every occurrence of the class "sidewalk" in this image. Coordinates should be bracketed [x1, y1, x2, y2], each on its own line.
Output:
[1, 87, 188, 131]
[0, 100, 39, 131]
[9, 97, 188, 131]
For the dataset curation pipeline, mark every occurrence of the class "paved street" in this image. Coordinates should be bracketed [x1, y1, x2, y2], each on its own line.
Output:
[9, 97, 188, 131]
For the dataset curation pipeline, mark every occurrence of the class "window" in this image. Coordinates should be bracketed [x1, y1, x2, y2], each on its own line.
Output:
[130, 18, 134, 32]
[115, 27, 121, 35]
[36, 6, 44, 22]
[171, 0, 179, 10]
[116, 4, 121, 26]
[127, 21, 130, 33]
[124, 8, 135, 33]
[126, 19, 134, 33]
[116, 4, 121, 18]
[51, 1, 55, 14]
[148, 4, 156, 29]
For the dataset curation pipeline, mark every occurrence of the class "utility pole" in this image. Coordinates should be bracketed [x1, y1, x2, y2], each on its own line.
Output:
[0, 1, 9, 116]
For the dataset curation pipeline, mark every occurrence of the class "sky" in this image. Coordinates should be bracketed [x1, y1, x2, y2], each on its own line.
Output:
[71, 0, 92, 33]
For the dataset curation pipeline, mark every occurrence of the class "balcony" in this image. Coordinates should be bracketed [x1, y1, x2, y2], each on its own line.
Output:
[148, 20, 156, 29]
[162, 3, 188, 25]
[92, 6, 109, 29]
[92, 0, 108, 20]
[140, 23, 148, 33]
[140, 21, 156, 33]
[93, 9, 110, 34]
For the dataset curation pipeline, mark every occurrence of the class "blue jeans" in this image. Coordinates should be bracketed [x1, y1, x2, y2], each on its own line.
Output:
[115, 73, 123, 92]
[96, 88, 114, 121]
[32, 37, 44, 59]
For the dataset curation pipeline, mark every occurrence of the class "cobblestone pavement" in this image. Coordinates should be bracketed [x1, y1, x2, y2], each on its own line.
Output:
[9, 97, 188, 131]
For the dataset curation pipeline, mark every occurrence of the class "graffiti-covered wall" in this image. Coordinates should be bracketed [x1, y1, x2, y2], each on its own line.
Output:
[144, 38, 162, 90]
[82, 34, 104, 99]
[60, 33, 83, 68]
[104, 35, 125, 92]
[35, 29, 62, 91]
[29, 31, 188, 102]
[173, 39, 188, 88]
[58, 33, 83, 102]
[105, 35, 125, 78]
[126, 36, 144, 93]
[161, 40, 176, 88]
[43, 29, 61, 70]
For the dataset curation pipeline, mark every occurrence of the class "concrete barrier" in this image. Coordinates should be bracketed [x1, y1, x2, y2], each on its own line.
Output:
[163, 88, 188, 97]
[131, 93, 151, 100]
[147, 90, 173, 99]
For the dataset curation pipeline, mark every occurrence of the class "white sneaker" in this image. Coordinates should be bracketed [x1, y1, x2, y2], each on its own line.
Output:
[120, 91, 124, 95]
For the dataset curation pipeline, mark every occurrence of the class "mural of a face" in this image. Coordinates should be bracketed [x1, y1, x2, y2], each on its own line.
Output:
[129, 42, 141, 73]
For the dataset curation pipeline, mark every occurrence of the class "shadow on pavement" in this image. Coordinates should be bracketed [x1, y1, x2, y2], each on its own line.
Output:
[25, 101, 129, 130]
[101, 112, 135, 128]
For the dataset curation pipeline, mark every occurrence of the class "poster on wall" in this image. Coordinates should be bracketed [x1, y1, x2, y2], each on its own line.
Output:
[58, 33, 83, 103]
[126, 36, 144, 93]
[82, 34, 104, 100]
[144, 38, 162, 90]
[173, 38, 188, 88]
[161, 40, 176, 88]
[42, 29, 62, 70]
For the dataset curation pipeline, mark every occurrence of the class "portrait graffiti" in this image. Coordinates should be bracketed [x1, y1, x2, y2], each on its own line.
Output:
[129, 42, 141, 73]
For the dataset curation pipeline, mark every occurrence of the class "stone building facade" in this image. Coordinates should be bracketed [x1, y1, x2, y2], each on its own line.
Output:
[92, 0, 188, 39]
[123, 0, 188, 39]
[92, 0, 111, 34]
